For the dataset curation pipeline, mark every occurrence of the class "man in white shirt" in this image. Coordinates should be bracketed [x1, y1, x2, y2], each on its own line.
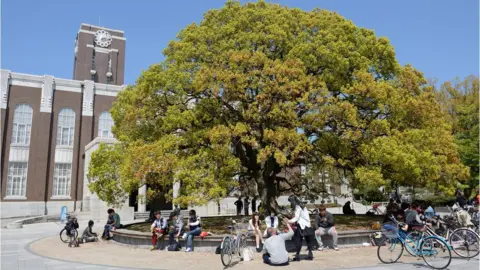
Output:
[263, 218, 294, 266]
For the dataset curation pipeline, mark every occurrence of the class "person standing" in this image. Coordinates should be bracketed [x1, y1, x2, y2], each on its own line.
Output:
[315, 205, 339, 251]
[244, 196, 250, 216]
[234, 197, 243, 216]
[287, 195, 314, 261]
[251, 196, 257, 213]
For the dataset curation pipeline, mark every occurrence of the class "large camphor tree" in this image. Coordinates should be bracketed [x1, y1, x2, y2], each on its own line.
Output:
[88, 1, 468, 213]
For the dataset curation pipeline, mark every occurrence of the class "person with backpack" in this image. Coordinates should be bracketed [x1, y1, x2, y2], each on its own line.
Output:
[151, 211, 168, 250]
[287, 195, 315, 261]
[81, 220, 98, 243]
[183, 209, 201, 252]
[167, 211, 184, 250]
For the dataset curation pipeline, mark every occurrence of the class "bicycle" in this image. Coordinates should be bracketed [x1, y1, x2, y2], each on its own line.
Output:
[366, 203, 384, 215]
[220, 220, 248, 267]
[435, 211, 480, 258]
[377, 215, 452, 269]
[60, 214, 79, 243]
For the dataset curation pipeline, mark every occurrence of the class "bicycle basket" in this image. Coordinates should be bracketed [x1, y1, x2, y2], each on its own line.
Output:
[381, 222, 399, 239]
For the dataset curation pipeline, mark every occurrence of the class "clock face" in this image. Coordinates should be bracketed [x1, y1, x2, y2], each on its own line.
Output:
[95, 30, 112, 48]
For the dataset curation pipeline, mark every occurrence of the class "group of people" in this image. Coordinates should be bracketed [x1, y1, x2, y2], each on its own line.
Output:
[70, 208, 120, 244]
[150, 208, 202, 252]
[261, 195, 339, 266]
[235, 196, 261, 216]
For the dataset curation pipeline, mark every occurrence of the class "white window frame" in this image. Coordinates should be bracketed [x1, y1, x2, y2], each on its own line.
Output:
[5, 162, 28, 199]
[98, 111, 114, 138]
[56, 108, 75, 147]
[52, 163, 72, 198]
[11, 104, 33, 146]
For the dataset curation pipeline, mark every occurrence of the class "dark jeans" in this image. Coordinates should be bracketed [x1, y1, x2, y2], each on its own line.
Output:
[168, 229, 184, 246]
[236, 208, 242, 215]
[263, 254, 289, 266]
[103, 225, 114, 238]
[244, 208, 249, 216]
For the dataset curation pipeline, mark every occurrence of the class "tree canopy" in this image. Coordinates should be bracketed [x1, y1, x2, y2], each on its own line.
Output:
[88, 1, 468, 213]
[435, 75, 479, 197]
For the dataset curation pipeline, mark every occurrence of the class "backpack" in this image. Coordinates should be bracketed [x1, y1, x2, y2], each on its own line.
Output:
[370, 232, 386, 246]
[167, 241, 181, 251]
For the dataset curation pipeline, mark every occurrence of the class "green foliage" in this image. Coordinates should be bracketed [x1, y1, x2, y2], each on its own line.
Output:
[87, 143, 129, 207]
[435, 75, 479, 196]
[88, 1, 468, 211]
[359, 190, 387, 205]
[420, 195, 457, 207]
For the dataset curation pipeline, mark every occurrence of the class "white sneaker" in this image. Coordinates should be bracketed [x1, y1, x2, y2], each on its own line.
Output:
[317, 247, 323, 251]
[334, 247, 339, 251]
[182, 233, 187, 240]
[185, 248, 192, 252]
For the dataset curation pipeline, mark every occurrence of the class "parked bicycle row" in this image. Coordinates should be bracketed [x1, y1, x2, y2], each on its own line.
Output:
[377, 199, 479, 269]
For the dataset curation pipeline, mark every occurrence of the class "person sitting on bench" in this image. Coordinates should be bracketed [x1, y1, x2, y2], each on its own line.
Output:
[151, 211, 168, 250]
[263, 217, 294, 266]
[263, 212, 279, 238]
[168, 211, 184, 247]
[183, 209, 201, 252]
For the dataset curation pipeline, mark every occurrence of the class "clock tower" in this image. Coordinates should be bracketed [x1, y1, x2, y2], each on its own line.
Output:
[73, 23, 126, 85]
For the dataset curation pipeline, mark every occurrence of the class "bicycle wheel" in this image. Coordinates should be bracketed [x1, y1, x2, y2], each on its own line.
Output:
[405, 231, 423, 257]
[449, 228, 480, 258]
[221, 237, 233, 267]
[237, 234, 247, 257]
[377, 237, 404, 264]
[60, 229, 69, 243]
[420, 236, 451, 270]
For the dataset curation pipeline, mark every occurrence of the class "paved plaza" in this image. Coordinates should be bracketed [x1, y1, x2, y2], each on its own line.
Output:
[1, 220, 479, 270]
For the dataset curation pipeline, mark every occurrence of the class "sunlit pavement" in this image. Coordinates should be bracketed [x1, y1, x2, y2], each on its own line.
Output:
[1, 222, 478, 270]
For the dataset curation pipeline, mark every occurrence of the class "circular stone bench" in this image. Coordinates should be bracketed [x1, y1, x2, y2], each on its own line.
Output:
[111, 226, 377, 252]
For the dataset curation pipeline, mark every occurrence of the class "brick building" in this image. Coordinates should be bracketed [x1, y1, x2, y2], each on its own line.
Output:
[0, 24, 127, 218]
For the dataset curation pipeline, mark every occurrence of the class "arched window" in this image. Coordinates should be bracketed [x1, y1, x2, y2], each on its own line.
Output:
[11, 104, 33, 145]
[56, 108, 75, 146]
[98, 111, 114, 138]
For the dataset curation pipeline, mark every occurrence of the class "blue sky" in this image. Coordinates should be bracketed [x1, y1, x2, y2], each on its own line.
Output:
[2, 0, 478, 85]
